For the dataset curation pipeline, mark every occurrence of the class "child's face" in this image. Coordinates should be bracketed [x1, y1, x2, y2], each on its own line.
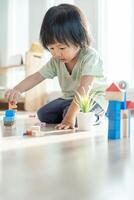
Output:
[48, 43, 80, 64]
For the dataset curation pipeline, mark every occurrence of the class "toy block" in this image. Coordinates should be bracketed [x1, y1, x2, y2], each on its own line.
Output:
[108, 129, 120, 139]
[105, 91, 125, 101]
[120, 110, 131, 138]
[26, 125, 46, 137]
[108, 116, 121, 139]
[108, 101, 122, 111]
[108, 119, 120, 131]
[121, 101, 126, 110]
[108, 114, 120, 120]
[5, 109, 15, 117]
[8, 102, 17, 110]
[105, 82, 126, 101]
[23, 130, 33, 136]
[126, 101, 134, 109]
[106, 82, 131, 140]
[106, 109, 120, 118]
[108, 110, 120, 119]
[23, 126, 41, 136]
[31, 125, 40, 132]
[106, 82, 121, 92]
[121, 92, 127, 109]
[31, 131, 44, 137]
[3, 109, 15, 128]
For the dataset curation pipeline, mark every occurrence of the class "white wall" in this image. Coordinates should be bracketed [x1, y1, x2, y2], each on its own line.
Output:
[74, 0, 99, 49]
[0, 0, 99, 66]
[0, 0, 29, 66]
[132, 0, 134, 86]
[28, 0, 74, 44]
[98, 0, 134, 87]
[28, 0, 47, 45]
[8, 0, 29, 57]
[0, 0, 8, 66]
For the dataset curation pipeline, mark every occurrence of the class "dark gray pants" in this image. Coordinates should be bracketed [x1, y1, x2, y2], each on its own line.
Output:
[37, 98, 104, 125]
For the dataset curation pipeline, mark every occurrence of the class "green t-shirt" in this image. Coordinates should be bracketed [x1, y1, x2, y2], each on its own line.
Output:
[39, 47, 107, 111]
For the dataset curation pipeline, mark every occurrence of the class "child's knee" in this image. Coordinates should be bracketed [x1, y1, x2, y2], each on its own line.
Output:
[37, 107, 46, 122]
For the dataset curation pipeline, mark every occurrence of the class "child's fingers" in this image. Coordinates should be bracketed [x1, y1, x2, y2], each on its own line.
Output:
[55, 123, 62, 129]
[12, 91, 20, 103]
[8, 91, 16, 103]
[55, 123, 74, 130]
[63, 125, 70, 130]
[5, 89, 12, 99]
[5, 89, 20, 103]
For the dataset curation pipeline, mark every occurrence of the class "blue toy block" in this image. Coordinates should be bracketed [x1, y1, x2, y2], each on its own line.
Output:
[108, 127, 120, 132]
[108, 111, 120, 120]
[108, 122, 120, 133]
[106, 110, 120, 118]
[5, 109, 15, 117]
[3, 109, 15, 127]
[108, 116, 121, 139]
[108, 101, 122, 111]
[107, 100, 122, 121]
[108, 118, 120, 126]
[107, 87, 130, 140]
[119, 92, 127, 110]
[121, 101, 127, 110]
[108, 129, 120, 139]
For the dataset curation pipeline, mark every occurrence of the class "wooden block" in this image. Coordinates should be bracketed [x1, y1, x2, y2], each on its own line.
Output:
[8, 102, 17, 110]
[120, 110, 131, 137]
[31, 125, 40, 132]
[32, 131, 44, 137]
[105, 91, 125, 101]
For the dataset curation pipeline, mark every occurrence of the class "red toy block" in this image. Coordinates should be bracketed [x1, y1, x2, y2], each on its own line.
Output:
[126, 101, 134, 109]
[106, 82, 121, 92]
[23, 130, 33, 136]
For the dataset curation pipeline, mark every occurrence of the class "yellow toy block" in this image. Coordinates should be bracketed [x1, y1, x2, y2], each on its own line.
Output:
[8, 102, 17, 110]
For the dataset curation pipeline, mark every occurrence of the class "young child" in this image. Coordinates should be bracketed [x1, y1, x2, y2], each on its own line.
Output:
[5, 4, 107, 130]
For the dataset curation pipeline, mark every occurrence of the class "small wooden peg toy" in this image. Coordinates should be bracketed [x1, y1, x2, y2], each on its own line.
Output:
[8, 102, 17, 110]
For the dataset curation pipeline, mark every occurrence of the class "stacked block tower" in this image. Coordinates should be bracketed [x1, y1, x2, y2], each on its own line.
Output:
[106, 82, 134, 139]
[3, 109, 15, 128]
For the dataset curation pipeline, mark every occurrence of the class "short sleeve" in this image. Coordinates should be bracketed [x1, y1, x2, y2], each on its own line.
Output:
[39, 58, 57, 79]
[82, 51, 104, 77]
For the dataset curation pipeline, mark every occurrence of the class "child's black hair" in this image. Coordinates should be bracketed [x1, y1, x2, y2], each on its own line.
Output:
[40, 4, 92, 49]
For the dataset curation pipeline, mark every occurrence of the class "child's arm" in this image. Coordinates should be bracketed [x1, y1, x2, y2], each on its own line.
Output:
[56, 75, 94, 130]
[5, 72, 45, 103]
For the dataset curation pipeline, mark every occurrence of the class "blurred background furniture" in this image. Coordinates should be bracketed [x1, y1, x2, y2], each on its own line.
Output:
[0, 65, 25, 110]
[24, 42, 48, 112]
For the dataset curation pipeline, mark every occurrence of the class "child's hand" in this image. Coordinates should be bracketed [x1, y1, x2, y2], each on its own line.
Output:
[55, 119, 75, 130]
[5, 89, 21, 104]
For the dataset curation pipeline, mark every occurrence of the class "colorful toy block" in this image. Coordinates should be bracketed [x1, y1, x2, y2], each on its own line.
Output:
[106, 83, 121, 91]
[120, 110, 131, 138]
[3, 109, 15, 128]
[126, 101, 134, 109]
[106, 82, 132, 140]
[106, 82, 125, 101]
[8, 102, 17, 110]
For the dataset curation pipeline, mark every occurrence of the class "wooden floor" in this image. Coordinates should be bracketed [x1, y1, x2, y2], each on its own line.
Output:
[0, 111, 134, 200]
